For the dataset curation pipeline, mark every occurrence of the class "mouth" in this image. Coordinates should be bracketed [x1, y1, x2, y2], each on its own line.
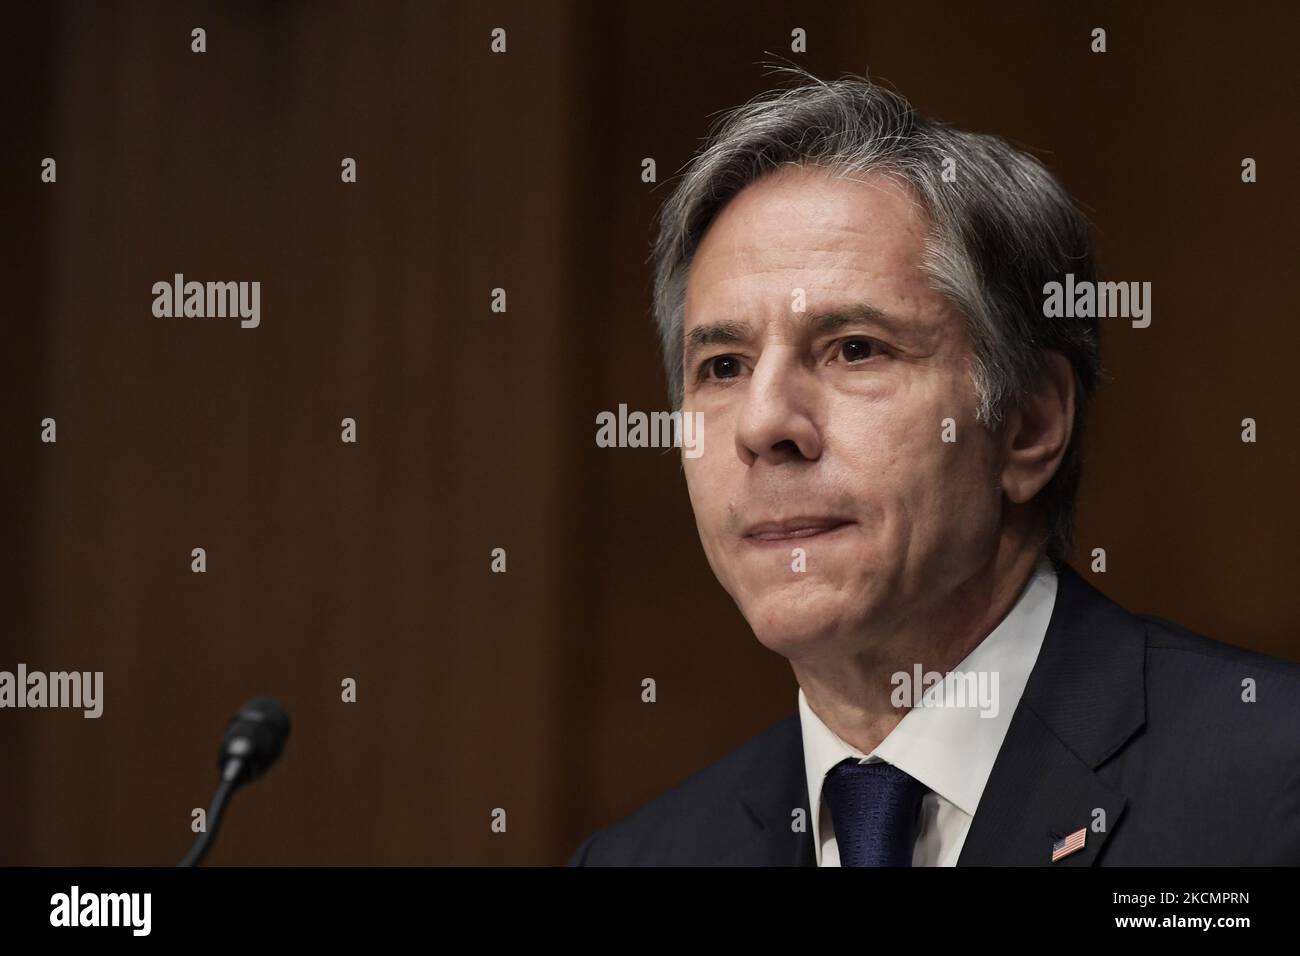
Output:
[741, 517, 855, 544]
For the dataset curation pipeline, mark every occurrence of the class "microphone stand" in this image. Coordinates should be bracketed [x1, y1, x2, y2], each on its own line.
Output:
[178, 758, 243, 867]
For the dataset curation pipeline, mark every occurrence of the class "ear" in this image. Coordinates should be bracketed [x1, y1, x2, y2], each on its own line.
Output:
[999, 351, 1075, 506]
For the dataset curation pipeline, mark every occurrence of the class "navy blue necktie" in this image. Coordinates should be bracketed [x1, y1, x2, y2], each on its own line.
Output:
[822, 758, 929, 866]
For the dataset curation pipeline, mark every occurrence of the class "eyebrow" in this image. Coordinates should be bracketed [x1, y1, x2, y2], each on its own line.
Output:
[682, 302, 906, 367]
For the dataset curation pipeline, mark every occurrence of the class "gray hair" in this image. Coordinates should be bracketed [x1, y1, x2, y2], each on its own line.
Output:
[650, 66, 1101, 562]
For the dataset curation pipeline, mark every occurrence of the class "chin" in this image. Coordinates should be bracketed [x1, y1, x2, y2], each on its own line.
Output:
[738, 590, 858, 659]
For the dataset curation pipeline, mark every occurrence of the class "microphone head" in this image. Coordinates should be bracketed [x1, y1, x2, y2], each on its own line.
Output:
[218, 697, 291, 786]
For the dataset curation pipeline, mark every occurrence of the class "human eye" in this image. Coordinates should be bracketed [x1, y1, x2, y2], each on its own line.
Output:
[828, 336, 887, 365]
[697, 354, 747, 383]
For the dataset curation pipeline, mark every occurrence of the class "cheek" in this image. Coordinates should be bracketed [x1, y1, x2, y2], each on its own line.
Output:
[893, 418, 1001, 548]
[682, 409, 735, 514]
[831, 391, 995, 536]
[682, 453, 731, 561]
[682, 453, 711, 512]
[682, 453, 744, 595]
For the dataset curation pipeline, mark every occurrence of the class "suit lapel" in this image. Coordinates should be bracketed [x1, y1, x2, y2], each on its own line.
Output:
[957, 561, 1146, 865]
[954, 700, 1130, 865]
[715, 713, 816, 865]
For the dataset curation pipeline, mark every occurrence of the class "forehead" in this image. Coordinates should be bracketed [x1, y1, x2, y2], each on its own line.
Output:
[683, 165, 935, 327]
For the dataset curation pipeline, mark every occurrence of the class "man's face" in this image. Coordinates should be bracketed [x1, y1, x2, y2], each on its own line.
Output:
[680, 165, 1007, 659]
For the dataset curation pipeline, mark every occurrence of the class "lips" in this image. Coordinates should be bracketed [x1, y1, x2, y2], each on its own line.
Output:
[742, 517, 854, 541]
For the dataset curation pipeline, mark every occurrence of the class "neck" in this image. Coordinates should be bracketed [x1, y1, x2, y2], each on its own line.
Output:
[791, 536, 1045, 755]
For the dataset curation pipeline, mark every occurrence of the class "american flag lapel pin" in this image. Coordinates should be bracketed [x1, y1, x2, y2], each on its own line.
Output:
[1051, 827, 1087, 863]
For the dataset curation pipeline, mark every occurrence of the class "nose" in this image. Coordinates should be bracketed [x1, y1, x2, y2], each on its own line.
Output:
[734, 350, 823, 466]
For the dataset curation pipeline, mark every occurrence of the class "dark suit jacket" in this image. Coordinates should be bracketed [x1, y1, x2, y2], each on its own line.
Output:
[569, 561, 1300, 865]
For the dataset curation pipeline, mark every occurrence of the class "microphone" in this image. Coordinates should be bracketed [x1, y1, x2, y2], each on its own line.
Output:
[179, 697, 291, 867]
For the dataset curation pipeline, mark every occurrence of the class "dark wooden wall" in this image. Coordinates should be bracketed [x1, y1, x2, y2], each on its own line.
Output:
[2, 0, 1295, 865]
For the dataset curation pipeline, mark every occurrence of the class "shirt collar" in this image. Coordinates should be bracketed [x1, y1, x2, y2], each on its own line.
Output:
[798, 558, 1058, 860]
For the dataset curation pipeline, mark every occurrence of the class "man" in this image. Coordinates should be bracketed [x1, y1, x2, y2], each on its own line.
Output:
[570, 69, 1300, 866]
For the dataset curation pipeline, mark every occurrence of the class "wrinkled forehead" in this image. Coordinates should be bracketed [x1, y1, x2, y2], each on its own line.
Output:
[683, 166, 950, 346]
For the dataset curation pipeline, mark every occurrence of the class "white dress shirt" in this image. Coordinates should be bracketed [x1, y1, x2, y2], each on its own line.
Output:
[798, 559, 1058, 866]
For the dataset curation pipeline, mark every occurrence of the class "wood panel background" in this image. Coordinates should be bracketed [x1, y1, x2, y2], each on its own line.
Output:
[2, 0, 1295, 864]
